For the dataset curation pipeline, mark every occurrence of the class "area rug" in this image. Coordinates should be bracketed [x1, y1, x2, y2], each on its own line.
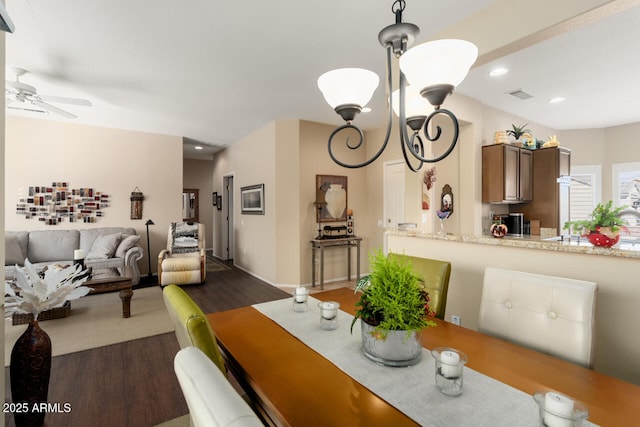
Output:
[4, 286, 173, 365]
[206, 254, 232, 272]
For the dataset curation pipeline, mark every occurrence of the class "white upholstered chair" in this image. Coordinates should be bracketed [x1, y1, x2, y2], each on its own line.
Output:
[158, 222, 206, 286]
[478, 267, 597, 368]
[174, 346, 263, 427]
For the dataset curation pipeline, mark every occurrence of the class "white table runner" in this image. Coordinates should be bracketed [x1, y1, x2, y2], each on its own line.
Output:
[253, 296, 597, 427]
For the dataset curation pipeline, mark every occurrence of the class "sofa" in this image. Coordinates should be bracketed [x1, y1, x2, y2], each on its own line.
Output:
[5, 227, 144, 286]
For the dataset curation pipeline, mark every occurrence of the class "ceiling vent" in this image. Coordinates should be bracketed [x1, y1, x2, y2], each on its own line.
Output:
[507, 89, 533, 100]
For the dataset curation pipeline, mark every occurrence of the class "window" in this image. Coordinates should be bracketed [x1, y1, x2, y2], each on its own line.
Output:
[613, 162, 640, 237]
[569, 165, 601, 223]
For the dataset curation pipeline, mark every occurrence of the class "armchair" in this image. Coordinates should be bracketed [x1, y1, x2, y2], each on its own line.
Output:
[158, 222, 206, 286]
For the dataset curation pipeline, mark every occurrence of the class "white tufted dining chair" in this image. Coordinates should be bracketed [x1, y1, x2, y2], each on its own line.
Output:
[174, 346, 263, 427]
[478, 267, 597, 368]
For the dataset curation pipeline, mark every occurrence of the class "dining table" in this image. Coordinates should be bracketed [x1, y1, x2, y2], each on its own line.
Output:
[206, 287, 640, 426]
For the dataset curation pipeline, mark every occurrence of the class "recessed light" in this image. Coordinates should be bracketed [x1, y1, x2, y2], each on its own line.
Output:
[489, 67, 508, 77]
[194, 146, 203, 150]
[548, 97, 566, 104]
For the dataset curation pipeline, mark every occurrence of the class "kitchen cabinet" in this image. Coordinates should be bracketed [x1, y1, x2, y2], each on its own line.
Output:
[482, 144, 532, 203]
[521, 147, 571, 233]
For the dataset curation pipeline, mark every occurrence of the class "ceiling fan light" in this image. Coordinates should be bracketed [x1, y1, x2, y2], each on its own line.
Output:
[317, 68, 380, 109]
[399, 39, 478, 91]
[391, 86, 430, 118]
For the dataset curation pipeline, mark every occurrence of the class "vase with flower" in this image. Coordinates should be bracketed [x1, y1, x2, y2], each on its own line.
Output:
[5, 260, 91, 427]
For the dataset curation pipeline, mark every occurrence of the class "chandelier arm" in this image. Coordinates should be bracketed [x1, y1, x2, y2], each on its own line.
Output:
[325, 46, 396, 169]
[400, 133, 425, 172]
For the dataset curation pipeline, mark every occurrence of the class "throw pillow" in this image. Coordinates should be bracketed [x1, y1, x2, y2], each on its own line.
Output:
[5, 234, 25, 265]
[115, 234, 141, 258]
[86, 233, 121, 260]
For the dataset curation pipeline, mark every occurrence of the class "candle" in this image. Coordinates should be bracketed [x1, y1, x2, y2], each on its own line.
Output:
[319, 302, 338, 319]
[439, 350, 461, 378]
[73, 249, 84, 260]
[544, 392, 575, 427]
[294, 286, 308, 302]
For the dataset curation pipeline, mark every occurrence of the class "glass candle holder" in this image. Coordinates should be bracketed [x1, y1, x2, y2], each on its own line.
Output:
[533, 391, 589, 427]
[318, 301, 340, 330]
[431, 347, 468, 396]
[292, 287, 309, 312]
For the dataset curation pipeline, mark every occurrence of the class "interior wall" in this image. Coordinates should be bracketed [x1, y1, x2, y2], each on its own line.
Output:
[387, 233, 640, 386]
[1, 26, 6, 420]
[299, 120, 369, 286]
[183, 158, 214, 248]
[212, 122, 277, 283]
[5, 116, 183, 275]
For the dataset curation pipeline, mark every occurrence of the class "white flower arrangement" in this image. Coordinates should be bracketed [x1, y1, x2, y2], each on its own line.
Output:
[5, 259, 93, 320]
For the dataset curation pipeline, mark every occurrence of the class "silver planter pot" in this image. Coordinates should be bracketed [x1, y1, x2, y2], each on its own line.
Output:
[360, 320, 423, 367]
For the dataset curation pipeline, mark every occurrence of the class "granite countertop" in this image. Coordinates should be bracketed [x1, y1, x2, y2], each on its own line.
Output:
[386, 229, 640, 260]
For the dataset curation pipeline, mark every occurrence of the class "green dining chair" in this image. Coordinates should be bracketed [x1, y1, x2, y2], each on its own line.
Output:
[163, 284, 226, 374]
[388, 253, 452, 320]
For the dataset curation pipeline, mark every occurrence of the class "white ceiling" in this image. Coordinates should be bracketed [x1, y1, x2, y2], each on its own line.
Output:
[5, 1, 640, 160]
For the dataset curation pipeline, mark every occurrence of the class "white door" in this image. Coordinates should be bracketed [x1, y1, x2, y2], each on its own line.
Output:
[383, 162, 405, 228]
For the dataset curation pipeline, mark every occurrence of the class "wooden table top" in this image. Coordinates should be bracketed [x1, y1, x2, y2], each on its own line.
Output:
[207, 288, 640, 426]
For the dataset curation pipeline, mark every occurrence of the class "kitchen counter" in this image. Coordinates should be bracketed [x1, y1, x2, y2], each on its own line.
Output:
[386, 229, 640, 260]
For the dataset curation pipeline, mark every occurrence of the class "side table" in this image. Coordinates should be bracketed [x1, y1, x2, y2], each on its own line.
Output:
[310, 236, 362, 290]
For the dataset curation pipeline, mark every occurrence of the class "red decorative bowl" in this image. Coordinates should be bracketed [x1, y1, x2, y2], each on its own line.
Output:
[586, 232, 620, 248]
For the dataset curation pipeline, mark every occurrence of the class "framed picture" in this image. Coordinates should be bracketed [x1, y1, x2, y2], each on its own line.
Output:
[316, 175, 347, 222]
[216, 195, 222, 211]
[241, 184, 265, 215]
[212, 192, 217, 206]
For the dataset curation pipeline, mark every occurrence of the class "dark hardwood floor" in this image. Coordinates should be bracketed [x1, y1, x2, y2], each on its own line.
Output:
[4, 262, 289, 427]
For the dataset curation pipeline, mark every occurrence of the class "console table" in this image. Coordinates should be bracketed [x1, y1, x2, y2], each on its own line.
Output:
[310, 236, 362, 290]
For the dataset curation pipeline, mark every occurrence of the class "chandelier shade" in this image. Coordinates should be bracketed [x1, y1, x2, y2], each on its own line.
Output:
[392, 86, 429, 118]
[317, 68, 380, 110]
[399, 39, 478, 92]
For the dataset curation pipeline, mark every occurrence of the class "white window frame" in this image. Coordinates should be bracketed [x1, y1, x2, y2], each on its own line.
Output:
[569, 165, 601, 222]
[612, 162, 640, 208]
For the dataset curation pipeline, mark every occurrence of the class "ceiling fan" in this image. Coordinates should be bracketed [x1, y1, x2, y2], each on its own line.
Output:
[5, 67, 92, 119]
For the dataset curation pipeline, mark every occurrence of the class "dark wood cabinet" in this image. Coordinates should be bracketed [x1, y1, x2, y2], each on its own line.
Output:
[521, 147, 571, 233]
[482, 144, 532, 203]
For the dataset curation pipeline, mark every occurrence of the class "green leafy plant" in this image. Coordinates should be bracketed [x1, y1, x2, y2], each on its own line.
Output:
[350, 250, 436, 335]
[563, 200, 629, 236]
[506, 123, 531, 140]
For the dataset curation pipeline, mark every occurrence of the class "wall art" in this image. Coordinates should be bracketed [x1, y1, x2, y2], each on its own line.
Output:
[316, 175, 347, 222]
[241, 184, 264, 215]
[16, 181, 110, 225]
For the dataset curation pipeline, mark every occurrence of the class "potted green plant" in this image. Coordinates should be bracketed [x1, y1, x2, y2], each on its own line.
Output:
[563, 200, 629, 247]
[350, 250, 436, 366]
[506, 123, 531, 141]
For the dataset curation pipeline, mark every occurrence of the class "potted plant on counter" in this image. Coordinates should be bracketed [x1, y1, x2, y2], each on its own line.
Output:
[350, 250, 436, 367]
[563, 200, 629, 247]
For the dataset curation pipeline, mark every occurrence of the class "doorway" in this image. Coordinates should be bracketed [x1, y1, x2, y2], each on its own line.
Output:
[223, 175, 234, 261]
[182, 189, 199, 223]
[383, 161, 406, 228]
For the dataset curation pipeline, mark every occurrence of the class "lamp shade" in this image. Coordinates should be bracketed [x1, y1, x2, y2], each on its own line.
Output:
[391, 86, 430, 118]
[399, 39, 478, 90]
[317, 68, 380, 109]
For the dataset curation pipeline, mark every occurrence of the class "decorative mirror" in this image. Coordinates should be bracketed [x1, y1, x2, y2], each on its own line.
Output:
[182, 188, 199, 222]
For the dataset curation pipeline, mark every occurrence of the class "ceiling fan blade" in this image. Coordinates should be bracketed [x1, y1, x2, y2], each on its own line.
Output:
[6, 80, 37, 94]
[39, 94, 92, 106]
[32, 100, 77, 119]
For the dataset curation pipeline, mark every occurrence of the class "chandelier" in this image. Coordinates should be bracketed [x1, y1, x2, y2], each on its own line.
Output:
[317, 0, 478, 171]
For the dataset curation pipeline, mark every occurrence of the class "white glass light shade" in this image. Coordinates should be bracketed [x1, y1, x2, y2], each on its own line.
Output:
[317, 68, 380, 109]
[399, 39, 478, 90]
[391, 86, 430, 118]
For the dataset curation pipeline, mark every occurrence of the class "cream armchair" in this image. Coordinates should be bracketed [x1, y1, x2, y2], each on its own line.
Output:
[158, 222, 206, 286]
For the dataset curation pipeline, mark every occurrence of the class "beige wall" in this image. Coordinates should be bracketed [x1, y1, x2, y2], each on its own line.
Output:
[212, 121, 277, 283]
[563, 122, 640, 201]
[183, 158, 214, 248]
[1, 26, 6, 418]
[4, 116, 184, 275]
[387, 234, 640, 385]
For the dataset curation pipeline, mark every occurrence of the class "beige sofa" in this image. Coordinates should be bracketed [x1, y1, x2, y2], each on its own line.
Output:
[5, 227, 144, 286]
